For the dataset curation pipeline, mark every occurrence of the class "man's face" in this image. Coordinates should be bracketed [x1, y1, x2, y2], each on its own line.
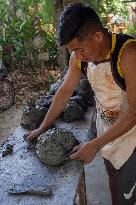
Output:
[66, 32, 104, 62]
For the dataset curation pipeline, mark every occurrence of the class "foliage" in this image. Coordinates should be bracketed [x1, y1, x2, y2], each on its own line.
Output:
[125, 23, 136, 36]
[0, 0, 57, 71]
[0, 0, 130, 72]
[86, 0, 129, 25]
[104, 0, 129, 21]
[86, 0, 105, 16]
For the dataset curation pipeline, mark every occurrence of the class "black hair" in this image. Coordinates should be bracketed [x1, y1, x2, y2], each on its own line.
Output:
[57, 3, 104, 46]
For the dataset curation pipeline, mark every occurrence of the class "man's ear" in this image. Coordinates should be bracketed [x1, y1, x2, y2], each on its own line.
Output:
[93, 32, 103, 42]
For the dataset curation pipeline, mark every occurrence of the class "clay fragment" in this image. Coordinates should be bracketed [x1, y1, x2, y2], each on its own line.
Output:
[2, 144, 13, 157]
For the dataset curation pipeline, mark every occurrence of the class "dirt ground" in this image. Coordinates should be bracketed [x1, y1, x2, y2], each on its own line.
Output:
[0, 105, 23, 145]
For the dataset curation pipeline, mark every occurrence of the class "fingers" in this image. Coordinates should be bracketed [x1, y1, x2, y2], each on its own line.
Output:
[68, 144, 83, 160]
[70, 151, 80, 160]
[27, 133, 36, 142]
[69, 144, 81, 155]
[23, 133, 31, 142]
[66, 145, 80, 159]
[23, 131, 37, 142]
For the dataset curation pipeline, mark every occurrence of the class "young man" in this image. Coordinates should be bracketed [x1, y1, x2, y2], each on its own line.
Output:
[26, 3, 136, 205]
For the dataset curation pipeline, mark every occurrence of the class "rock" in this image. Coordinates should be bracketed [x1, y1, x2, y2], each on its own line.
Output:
[76, 79, 95, 106]
[2, 144, 13, 157]
[36, 128, 79, 166]
[60, 66, 68, 80]
[63, 101, 84, 122]
[20, 73, 96, 128]
[69, 95, 88, 112]
[88, 110, 97, 140]
[21, 100, 48, 130]
[49, 79, 63, 95]
[36, 94, 54, 109]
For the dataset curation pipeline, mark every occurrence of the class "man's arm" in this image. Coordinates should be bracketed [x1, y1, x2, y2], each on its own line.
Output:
[27, 52, 81, 141]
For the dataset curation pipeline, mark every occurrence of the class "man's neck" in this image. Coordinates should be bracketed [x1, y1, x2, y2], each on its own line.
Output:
[95, 31, 112, 63]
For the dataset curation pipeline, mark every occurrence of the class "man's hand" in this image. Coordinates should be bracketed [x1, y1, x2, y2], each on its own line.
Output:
[69, 141, 99, 165]
[23, 128, 43, 142]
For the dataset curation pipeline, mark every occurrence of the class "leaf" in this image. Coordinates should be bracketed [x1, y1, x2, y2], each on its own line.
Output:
[20, 19, 26, 31]
[2, 28, 6, 41]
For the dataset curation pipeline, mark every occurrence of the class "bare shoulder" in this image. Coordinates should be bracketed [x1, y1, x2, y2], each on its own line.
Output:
[120, 41, 136, 109]
[122, 40, 136, 59]
[120, 41, 136, 77]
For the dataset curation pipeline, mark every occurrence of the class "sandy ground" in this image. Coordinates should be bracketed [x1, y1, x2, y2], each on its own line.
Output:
[0, 105, 23, 145]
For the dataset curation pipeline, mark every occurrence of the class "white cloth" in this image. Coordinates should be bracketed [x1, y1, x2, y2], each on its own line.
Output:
[87, 62, 136, 169]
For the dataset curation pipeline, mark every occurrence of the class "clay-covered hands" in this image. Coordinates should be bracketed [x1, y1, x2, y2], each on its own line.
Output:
[69, 140, 99, 165]
[23, 128, 43, 142]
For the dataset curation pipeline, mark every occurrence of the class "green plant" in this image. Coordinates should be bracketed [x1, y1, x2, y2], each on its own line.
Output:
[125, 23, 136, 36]
[104, 0, 129, 21]
[85, 0, 129, 26]
[0, 0, 57, 71]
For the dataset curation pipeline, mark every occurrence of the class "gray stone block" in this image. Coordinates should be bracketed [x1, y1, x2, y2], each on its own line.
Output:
[63, 101, 85, 122]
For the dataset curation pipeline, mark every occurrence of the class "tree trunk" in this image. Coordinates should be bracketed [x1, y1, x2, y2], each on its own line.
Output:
[11, 0, 17, 16]
[53, 0, 82, 71]
[53, 0, 69, 71]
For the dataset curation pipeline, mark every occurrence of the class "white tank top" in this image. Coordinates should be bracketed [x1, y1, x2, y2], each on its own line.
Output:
[87, 61, 136, 169]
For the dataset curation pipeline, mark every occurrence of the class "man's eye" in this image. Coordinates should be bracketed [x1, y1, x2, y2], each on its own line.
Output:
[78, 49, 84, 53]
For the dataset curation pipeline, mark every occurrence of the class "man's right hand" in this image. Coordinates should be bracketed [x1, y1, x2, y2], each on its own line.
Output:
[23, 128, 43, 142]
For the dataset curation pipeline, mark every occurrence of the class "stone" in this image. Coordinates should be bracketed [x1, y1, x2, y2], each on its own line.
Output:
[36, 94, 54, 109]
[49, 79, 63, 95]
[88, 110, 97, 140]
[20, 73, 96, 129]
[2, 144, 13, 157]
[60, 66, 68, 80]
[69, 95, 88, 112]
[62, 101, 85, 122]
[21, 100, 48, 130]
[36, 128, 79, 166]
[76, 79, 95, 106]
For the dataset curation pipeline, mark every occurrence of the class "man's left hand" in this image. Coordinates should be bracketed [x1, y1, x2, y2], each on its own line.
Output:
[69, 141, 99, 165]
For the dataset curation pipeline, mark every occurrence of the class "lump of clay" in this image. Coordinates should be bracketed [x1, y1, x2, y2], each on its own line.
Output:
[21, 100, 48, 130]
[36, 128, 79, 166]
[76, 79, 95, 106]
[69, 95, 88, 112]
[2, 144, 13, 157]
[36, 94, 54, 109]
[62, 101, 84, 122]
[49, 79, 63, 95]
